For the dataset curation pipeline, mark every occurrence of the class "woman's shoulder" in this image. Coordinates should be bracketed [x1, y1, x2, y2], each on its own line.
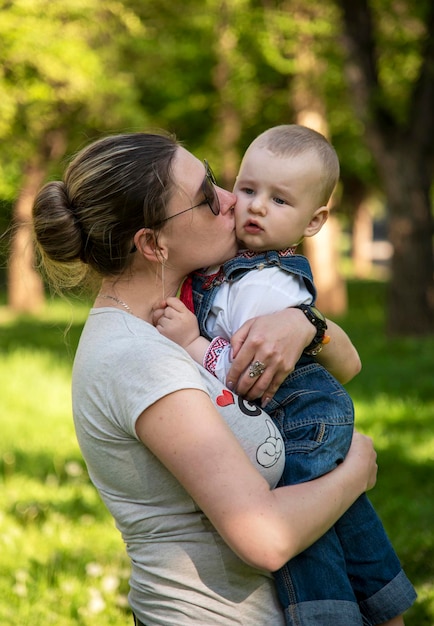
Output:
[76, 308, 202, 378]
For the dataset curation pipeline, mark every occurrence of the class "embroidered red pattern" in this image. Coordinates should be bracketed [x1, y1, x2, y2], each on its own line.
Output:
[203, 336, 230, 377]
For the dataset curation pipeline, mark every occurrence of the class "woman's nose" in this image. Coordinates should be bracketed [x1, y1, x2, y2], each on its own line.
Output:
[218, 188, 237, 214]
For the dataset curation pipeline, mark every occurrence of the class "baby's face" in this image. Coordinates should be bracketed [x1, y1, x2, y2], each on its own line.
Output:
[233, 145, 324, 252]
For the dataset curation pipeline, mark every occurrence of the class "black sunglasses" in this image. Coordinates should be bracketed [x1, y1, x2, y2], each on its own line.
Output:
[154, 160, 220, 227]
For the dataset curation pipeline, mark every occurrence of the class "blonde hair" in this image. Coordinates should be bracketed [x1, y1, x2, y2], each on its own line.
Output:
[32, 132, 179, 292]
[250, 125, 340, 206]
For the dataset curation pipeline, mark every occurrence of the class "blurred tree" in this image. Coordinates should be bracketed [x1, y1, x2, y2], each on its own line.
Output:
[0, 0, 145, 311]
[120, 0, 294, 182]
[336, 0, 434, 335]
[292, 3, 347, 315]
[3, 0, 431, 337]
[250, 1, 349, 314]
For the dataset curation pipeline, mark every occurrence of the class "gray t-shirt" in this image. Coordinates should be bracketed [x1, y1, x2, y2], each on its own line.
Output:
[72, 308, 285, 625]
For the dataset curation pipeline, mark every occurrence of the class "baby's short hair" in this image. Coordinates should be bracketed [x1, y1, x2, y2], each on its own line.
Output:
[251, 125, 340, 205]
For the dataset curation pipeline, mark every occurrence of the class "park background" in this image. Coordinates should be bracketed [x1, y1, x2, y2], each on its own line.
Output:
[1, 0, 433, 624]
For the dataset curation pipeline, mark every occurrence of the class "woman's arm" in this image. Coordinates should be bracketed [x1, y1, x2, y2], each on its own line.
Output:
[135, 388, 377, 571]
[226, 309, 360, 402]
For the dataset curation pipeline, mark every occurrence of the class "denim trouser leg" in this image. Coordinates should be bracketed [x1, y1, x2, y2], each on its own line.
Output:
[269, 363, 355, 488]
[335, 494, 402, 600]
[270, 367, 362, 625]
[269, 365, 416, 625]
[274, 493, 416, 626]
[335, 494, 416, 624]
[274, 495, 416, 626]
[274, 525, 364, 626]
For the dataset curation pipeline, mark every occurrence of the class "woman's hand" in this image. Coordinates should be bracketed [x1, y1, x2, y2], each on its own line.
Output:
[226, 309, 361, 402]
[226, 308, 315, 403]
[343, 431, 378, 492]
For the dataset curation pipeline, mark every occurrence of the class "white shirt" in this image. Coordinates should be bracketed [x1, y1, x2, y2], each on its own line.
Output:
[204, 266, 311, 382]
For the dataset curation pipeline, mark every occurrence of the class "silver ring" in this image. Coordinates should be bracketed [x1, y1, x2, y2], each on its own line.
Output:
[249, 360, 266, 378]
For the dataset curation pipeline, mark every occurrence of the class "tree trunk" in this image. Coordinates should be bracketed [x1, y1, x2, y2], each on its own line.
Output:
[351, 193, 374, 279]
[338, 0, 434, 335]
[294, 36, 348, 317]
[8, 129, 67, 312]
[380, 149, 434, 335]
[303, 216, 348, 315]
[212, 1, 242, 188]
[7, 160, 46, 312]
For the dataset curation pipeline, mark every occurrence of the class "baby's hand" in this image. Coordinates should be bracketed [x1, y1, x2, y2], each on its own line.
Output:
[154, 297, 200, 348]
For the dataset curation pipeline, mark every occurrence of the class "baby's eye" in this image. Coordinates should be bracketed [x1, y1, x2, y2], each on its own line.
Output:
[242, 187, 254, 195]
[273, 197, 286, 205]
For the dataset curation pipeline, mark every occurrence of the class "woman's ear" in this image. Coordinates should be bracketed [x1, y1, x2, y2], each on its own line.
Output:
[303, 206, 329, 238]
[134, 228, 168, 263]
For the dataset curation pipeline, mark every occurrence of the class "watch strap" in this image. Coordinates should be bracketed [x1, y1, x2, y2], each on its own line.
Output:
[295, 304, 328, 355]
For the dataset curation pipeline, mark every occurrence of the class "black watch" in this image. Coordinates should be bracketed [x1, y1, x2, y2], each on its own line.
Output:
[295, 304, 328, 356]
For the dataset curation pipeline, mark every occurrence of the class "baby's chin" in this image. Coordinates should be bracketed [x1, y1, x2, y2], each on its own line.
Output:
[235, 234, 254, 250]
[235, 227, 269, 252]
[236, 241, 267, 253]
[236, 237, 250, 251]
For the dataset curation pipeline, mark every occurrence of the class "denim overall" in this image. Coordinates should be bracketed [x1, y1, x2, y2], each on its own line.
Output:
[190, 250, 415, 626]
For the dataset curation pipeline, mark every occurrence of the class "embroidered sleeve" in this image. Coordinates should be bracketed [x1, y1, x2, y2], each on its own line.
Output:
[203, 336, 230, 379]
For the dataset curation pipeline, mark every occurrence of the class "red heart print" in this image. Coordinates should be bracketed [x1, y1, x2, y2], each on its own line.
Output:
[216, 389, 235, 407]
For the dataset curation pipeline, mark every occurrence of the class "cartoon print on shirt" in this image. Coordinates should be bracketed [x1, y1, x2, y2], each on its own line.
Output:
[237, 396, 262, 417]
[256, 419, 283, 468]
[216, 390, 261, 415]
[216, 389, 235, 407]
[215, 389, 282, 468]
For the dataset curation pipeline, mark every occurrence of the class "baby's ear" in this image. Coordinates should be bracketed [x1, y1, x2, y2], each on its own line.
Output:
[304, 206, 329, 238]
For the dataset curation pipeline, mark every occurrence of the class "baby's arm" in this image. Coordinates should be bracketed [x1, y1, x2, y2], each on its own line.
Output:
[155, 269, 311, 387]
[155, 297, 233, 382]
[154, 297, 214, 365]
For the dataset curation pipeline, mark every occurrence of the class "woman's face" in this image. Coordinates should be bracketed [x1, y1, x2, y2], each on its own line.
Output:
[162, 147, 238, 273]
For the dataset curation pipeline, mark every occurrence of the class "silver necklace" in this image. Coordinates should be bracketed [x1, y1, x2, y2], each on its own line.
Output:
[97, 293, 133, 314]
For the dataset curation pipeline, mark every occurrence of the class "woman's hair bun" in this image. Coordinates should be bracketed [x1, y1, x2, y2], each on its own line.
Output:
[32, 180, 84, 264]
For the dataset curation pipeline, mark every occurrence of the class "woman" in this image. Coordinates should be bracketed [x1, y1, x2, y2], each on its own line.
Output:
[32, 132, 377, 626]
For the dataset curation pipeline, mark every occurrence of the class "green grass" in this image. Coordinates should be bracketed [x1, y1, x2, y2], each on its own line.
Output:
[0, 300, 130, 625]
[338, 281, 434, 625]
[1, 283, 433, 625]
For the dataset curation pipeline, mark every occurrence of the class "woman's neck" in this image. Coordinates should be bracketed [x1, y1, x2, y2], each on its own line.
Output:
[96, 269, 183, 323]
